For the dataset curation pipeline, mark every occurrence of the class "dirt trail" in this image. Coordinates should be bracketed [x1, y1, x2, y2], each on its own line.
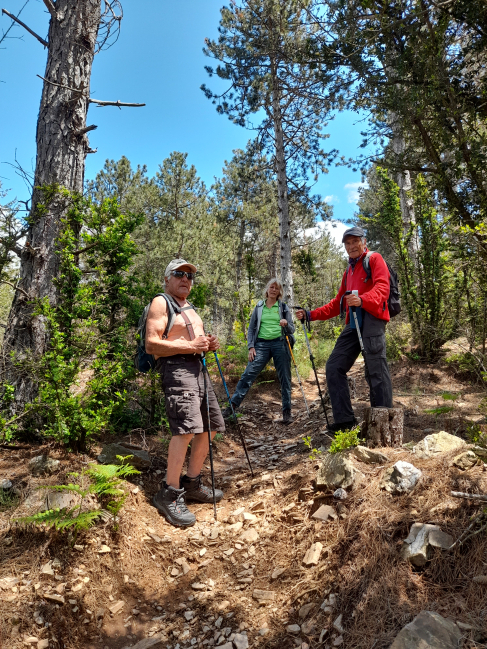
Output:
[1, 357, 487, 649]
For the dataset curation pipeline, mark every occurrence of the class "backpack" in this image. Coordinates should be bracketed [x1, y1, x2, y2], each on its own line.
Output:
[362, 251, 401, 318]
[134, 293, 196, 373]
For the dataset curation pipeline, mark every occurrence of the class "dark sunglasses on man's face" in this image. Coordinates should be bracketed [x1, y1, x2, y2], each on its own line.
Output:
[171, 270, 196, 280]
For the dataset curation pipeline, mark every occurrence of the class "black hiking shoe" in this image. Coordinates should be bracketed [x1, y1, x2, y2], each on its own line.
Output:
[222, 405, 237, 421]
[181, 474, 224, 504]
[275, 409, 292, 425]
[152, 483, 196, 528]
[325, 418, 358, 436]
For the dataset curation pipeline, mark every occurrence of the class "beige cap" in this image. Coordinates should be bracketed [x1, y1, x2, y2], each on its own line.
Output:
[164, 258, 197, 278]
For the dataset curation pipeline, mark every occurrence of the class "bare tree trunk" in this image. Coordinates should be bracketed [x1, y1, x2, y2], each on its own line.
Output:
[3, 0, 101, 411]
[271, 62, 294, 306]
[390, 113, 417, 252]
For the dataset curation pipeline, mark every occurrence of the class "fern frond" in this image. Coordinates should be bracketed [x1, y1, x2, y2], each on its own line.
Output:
[95, 487, 125, 497]
[16, 508, 68, 528]
[55, 509, 103, 530]
[86, 464, 120, 480]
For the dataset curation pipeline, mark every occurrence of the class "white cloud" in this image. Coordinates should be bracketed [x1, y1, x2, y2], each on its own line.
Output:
[324, 194, 339, 204]
[344, 181, 366, 204]
[304, 219, 348, 252]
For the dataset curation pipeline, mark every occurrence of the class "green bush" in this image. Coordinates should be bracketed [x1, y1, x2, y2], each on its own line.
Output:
[329, 426, 363, 453]
[385, 320, 411, 361]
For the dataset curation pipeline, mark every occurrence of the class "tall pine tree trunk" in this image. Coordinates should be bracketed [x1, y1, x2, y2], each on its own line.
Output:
[271, 62, 294, 306]
[3, 0, 101, 412]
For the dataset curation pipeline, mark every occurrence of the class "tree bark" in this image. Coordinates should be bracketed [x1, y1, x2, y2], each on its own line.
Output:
[362, 407, 403, 448]
[2, 0, 101, 411]
[270, 61, 294, 306]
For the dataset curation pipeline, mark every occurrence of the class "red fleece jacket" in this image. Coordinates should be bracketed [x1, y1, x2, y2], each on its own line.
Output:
[310, 250, 391, 324]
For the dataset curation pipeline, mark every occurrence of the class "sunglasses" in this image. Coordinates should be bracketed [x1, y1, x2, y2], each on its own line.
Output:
[171, 270, 196, 280]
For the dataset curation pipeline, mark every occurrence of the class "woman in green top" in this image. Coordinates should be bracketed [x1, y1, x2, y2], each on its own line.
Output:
[222, 279, 295, 424]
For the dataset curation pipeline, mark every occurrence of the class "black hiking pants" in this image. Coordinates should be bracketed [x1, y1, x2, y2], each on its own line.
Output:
[326, 316, 393, 425]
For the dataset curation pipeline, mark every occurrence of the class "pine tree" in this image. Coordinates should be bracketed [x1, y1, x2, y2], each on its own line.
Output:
[202, 0, 335, 304]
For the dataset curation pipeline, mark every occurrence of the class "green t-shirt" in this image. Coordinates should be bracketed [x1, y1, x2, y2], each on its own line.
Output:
[257, 302, 281, 340]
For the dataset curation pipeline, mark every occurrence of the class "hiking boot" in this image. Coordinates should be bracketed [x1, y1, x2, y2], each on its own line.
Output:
[222, 405, 237, 421]
[152, 483, 196, 528]
[275, 409, 292, 425]
[325, 418, 358, 435]
[181, 474, 224, 504]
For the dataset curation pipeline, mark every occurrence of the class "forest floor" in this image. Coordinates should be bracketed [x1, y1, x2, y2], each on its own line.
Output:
[1, 344, 487, 649]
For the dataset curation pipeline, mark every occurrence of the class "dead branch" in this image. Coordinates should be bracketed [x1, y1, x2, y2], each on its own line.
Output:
[41, 0, 57, 20]
[36, 74, 84, 95]
[0, 280, 29, 298]
[1, 8, 48, 47]
[74, 124, 98, 136]
[89, 98, 146, 108]
[36, 76, 145, 109]
[451, 491, 487, 502]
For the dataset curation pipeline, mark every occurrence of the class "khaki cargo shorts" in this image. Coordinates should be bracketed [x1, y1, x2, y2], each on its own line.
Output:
[155, 355, 225, 436]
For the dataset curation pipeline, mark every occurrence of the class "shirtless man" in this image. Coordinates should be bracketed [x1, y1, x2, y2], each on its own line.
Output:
[145, 259, 225, 527]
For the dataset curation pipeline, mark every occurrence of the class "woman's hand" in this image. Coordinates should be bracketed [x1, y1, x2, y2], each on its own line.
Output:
[248, 347, 256, 362]
[295, 309, 305, 321]
[279, 319, 288, 327]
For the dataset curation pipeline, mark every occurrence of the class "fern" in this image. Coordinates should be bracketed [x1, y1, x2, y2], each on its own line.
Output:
[16, 456, 140, 539]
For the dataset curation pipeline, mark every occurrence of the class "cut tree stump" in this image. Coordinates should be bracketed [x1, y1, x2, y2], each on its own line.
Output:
[362, 407, 403, 448]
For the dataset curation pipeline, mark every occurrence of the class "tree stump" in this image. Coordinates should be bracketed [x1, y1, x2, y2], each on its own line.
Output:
[362, 407, 404, 448]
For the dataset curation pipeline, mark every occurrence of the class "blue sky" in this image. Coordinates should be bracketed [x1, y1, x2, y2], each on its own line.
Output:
[0, 0, 367, 246]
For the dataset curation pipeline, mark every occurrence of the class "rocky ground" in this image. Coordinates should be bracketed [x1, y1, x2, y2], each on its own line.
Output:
[1, 355, 487, 649]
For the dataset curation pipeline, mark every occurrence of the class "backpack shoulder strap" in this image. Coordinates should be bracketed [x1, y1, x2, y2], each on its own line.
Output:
[362, 250, 375, 282]
[157, 293, 178, 340]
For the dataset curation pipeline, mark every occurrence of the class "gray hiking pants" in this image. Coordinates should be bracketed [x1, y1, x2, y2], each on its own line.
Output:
[326, 316, 393, 425]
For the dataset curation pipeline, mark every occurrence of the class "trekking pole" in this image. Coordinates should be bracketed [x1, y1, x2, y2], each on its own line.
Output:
[201, 354, 217, 520]
[344, 291, 375, 408]
[284, 334, 310, 417]
[290, 306, 330, 428]
[213, 351, 254, 478]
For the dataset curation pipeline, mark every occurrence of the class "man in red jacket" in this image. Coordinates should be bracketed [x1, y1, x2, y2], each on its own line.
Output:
[296, 226, 393, 433]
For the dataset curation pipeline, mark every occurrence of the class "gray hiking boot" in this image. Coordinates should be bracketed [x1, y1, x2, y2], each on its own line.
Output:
[181, 474, 224, 504]
[152, 483, 196, 527]
[275, 409, 292, 425]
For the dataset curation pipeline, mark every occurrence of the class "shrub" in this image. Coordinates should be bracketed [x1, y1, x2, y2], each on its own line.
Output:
[329, 426, 363, 453]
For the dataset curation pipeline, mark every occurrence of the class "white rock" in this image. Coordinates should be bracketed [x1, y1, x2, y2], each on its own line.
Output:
[412, 432, 465, 459]
[333, 614, 343, 633]
[41, 561, 55, 576]
[259, 628, 269, 636]
[287, 624, 301, 634]
[401, 523, 454, 566]
[380, 461, 422, 494]
[303, 542, 322, 566]
[233, 633, 249, 649]
[239, 528, 259, 544]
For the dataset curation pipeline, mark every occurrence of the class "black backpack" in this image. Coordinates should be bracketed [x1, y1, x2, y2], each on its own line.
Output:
[134, 293, 196, 372]
[362, 251, 401, 318]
